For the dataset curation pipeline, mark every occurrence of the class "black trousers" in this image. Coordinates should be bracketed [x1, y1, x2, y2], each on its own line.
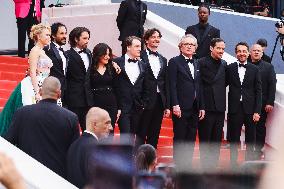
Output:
[137, 93, 164, 149]
[198, 111, 225, 169]
[68, 106, 90, 131]
[255, 107, 268, 157]
[172, 102, 198, 169]
[16, 11, 39, 58]
[118, 107, 143, 134]
[228, 102, 256, 165]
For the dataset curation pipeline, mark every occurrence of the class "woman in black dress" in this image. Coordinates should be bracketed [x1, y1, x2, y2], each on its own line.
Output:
[89, 43, 120, 135]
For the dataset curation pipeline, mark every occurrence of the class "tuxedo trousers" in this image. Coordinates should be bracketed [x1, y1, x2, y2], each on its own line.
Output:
[16, 9, 38, 57]
[228, 102, 256, 165]
[172, 101, 198, 169]
[255, 107, 268, 158]
[137, 93, 164, 149]
[198, 111, 225, 169]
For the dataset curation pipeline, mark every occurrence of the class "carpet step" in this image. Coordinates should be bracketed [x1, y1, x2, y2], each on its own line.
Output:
[0, 89, 12, 99]
[0, 98, 7, 107]
[0, 56, 28, 65]
[0, 71, 25, 81]
[0, 63, 28, 73]
[0, 80, 17, 90]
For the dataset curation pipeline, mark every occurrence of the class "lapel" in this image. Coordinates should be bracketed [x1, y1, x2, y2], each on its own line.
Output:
[193, 25, 201, 43]
[157, 53, 164, 77]
[134, 60, 144, 85]
[69, 48, 87, 72]
[242, 63, 251, 86]
[50, 42, 62, 63]
[200, 24, 212, 45]
[119, 56, 133, 85]
[232, 62, 241, 86]
[179, 55, 193, 80]
[213, 59, 225, 82]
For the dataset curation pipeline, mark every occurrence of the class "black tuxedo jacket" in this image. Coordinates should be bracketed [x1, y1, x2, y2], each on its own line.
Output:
[168, 54, 204, 110]
[116, 0, 147, 41]
[66, 132, 98, 188]
[140, 50, 170, 110]
[5, 99, 80, 178]
[198, 56, 227, 112]
[252, 60, 276, 106]
[113, 56, 150, 113]
[44, 43, 67, 98]
[185, 23, 220, 58]
[65, 48, 94, 108]
[226, 62, 262, 114]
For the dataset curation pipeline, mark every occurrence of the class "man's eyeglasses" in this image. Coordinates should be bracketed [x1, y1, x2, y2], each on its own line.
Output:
[182, 43, 196, 47]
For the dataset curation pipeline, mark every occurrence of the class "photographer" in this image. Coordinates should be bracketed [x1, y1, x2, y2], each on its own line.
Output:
[276, 25, 284, 61]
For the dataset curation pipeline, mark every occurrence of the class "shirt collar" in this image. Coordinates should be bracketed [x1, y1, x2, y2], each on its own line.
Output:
[84, 130, 99, 140]
[237, 60, 247, 66]
[73, 47, 84, 53]
[52, 42, 61, 49]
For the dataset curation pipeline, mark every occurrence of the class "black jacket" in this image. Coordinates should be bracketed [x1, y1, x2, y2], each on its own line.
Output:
[5, 99, 80, 179]
[140, 50, 170, 110]
[226, 62, 262, 114]
[113, 55, 150, 113]
[116, 0, 147, 41]
[185, 23, 220, 58]
[168, 54, 204, 110]
[66, 132, 98, 188]
[198, 56, 227, 112]
[65, 48, 94, 108]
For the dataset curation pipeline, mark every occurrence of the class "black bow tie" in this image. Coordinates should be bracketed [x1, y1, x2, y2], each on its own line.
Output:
[58, 47, 64, 52]
[239, 63, 247, 68]
[128, 58, 138, 63]
[78, 49, 87, 54]
[148, 49, 158, 57]
[186, 58, 194, 64]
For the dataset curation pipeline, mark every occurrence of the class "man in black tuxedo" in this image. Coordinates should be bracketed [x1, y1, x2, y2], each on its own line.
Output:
[65, 27, 94, 131]
[5, 76, 80, 179]
[198, 38, 227, 169]
[113, 36, 149, 136]
[250, 44, 276, 159]
[185, 4, 220, 59]
[44, 22, 68, 106]
[66, 107, 113, 188]
[168, 34, 205, 168]
[116, 0, 147, 54]
[226, 42, 262, 167]
[137, 28, 170, 149]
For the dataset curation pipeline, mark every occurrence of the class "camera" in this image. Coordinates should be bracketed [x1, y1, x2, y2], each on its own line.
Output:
[275, 17, 284, 28]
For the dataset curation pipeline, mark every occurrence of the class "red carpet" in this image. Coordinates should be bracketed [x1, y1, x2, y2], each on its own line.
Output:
[0, 55, 245, 168]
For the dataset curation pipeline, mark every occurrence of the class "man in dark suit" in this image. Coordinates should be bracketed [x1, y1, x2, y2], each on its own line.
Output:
[168, 34, 205, 168]
[250, 44, 276, 159]
[198, 38, 227, 169]
[113, 36, 149, 136]
[116, 0, 147, 54]
[185, 4, 220, 59]
[66, 107, 113, 188]
[5, 76, 80, 179]
[137, 28, 170, 149]
[226, 42, 262, 168]
[66, 27, 93, 131]
[44, 22, 68, 106]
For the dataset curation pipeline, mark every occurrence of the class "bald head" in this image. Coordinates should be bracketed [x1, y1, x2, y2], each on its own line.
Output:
[250, 44, 263, 63]
[40, 76, 61, 100]
[86, 107, 112, 140]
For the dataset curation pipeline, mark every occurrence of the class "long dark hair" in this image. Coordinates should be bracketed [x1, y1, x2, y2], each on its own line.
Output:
[135, 144, 157, 172]
[92, 43, 113, 76]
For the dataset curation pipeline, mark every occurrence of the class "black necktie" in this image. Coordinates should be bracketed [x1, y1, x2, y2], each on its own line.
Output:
[148, 49, 158, 57]
[128, 58, 138, 63]
[78, 49, 86, 54]
[58, 47, 64, 53]
[239, 63, 247, 68]
[186, 58, 194, 64]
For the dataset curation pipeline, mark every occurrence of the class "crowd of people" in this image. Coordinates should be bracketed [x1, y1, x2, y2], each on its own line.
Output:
[0, 0, 282, 188]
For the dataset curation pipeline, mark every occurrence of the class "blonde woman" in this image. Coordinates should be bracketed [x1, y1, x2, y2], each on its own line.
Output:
[0, 23, 52, 136]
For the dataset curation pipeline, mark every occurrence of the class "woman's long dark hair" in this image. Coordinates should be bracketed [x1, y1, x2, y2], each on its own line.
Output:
[92, 43, 113, 76]
[135, 144, 157, 172]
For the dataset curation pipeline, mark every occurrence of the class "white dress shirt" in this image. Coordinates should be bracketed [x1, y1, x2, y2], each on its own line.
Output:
[237, 61, 247, 101]
[146, 49, 161, 92]
[183, 55, 194, 79]
[73, 47, 89, 71]
[53, 42, 67, 75]
[125, 54, 140, 85]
